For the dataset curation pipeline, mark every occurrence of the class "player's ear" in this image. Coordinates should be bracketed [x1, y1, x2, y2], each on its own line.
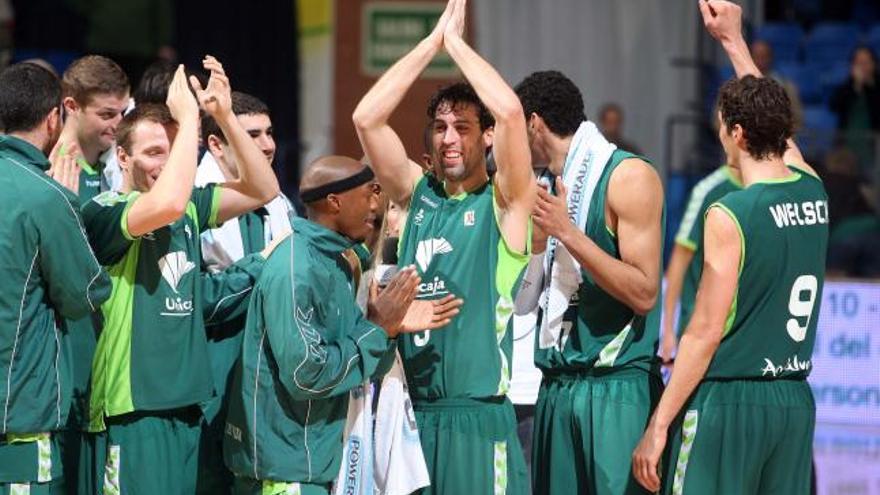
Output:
[732, 124, 747, 150]
[117, 145, 130, 171]
[206, 134, 225, 157]
[325, 193, 342, 214]
[482, 126, 494, 148]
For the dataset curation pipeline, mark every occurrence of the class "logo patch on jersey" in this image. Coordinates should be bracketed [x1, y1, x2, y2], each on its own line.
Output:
[761, 355, 811, 377]
[184, 224, 193, 240]
[415, 238, 453, 272]
[92, 191, 127, 207]
[158, 251, 196, 294]
[419, 195, 439, 209]
[413, 208, 425, 226]
[464, 210, 475, 226]
[296, 306, 327, 363]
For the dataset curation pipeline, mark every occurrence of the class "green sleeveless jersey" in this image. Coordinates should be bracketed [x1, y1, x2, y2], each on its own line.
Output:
[706, 170, 828, 380]
[535, 150, 665, 374]
[398, 175, 529, 400]
[674, 166, 742, 336]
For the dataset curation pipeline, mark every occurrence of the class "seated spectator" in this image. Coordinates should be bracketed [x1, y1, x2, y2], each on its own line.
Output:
[597, 102, 642, 154]
[823, 146, 880, 278]
[830, 46, 880, 176]
[751, 39, 803, 129]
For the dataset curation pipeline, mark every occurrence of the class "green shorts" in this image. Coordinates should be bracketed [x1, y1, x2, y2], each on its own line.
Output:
[532, 367, 662, 495]
[412, 397, 528, 495]
[101, 408, 202, 495]
[0, 482, 52, 495]
[664, 379, 814, 495]
[0, 433, 62, 486]
[232, 477, 330, 495]
[68, 431, 106, 495]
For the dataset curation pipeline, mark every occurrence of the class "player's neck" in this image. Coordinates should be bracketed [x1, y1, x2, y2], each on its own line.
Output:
[546, 133, 573, 176]
[443, 167, 489, 196]
[9, 130, 49, 156]
[739, 155, 792, 186]
[215, 155, 240, 182]
[80, 140, 103, 167]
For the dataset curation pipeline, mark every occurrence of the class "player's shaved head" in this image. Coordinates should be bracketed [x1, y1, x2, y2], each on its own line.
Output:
[299, 155, 380, 242]
[300, 155, 365, 192]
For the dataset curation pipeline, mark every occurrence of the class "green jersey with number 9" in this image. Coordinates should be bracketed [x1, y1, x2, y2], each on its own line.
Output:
[705, 169, 828, 380]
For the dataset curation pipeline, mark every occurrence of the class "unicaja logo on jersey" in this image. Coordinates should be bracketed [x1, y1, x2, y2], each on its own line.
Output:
[159, 251, 195, 316]
[415, 238, 453, 272]
[159, 251, 195, 293]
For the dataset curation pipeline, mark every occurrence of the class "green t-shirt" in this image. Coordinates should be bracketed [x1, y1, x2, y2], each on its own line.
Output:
[397, 176, 530, 401]
[673, 165, 742, 336]
[82, 186, 222, 430]
[534, 150, 665, 375]
[76, 156, 108, 203]
[706, 170, 828, 380]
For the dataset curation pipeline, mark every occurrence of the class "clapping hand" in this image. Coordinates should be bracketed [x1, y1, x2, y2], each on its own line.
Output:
[166, 64, 199, 124]
[190, 55, 232, 120]
[46, 141, 81, 195]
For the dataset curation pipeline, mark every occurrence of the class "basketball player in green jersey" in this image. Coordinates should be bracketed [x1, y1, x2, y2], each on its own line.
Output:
[660, 163, 742, 365]
[515, 69, 666, 494]
[632, 2, 828, 494]
[352, 0, 535, 493]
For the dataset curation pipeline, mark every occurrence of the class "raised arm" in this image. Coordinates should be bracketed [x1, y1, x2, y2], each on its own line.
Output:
[126, 65, 200, 237]
[442, 0, 535, 251]
[351, 2, 454, 205]
[700, 0, 817, 175]
[191, 56, 280, 223]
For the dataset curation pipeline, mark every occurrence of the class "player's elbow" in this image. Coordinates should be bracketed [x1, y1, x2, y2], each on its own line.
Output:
[258, 180, 281, 203]
[161, 199, 189, 224]
[631, 285, 659, 316]
[352, 107, 379, 131]
[495, 100, 525, 125]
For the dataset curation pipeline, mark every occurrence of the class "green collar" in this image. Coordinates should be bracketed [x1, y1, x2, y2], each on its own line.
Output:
[76, 156, 102, 175]
[293, 217, 355, 254]
[752, 171, 801, 186]
[57, 143, 103, 175]
[436, 175, 491, 201]
[0, 135, 50, 171]
[721, 164, 744, 188]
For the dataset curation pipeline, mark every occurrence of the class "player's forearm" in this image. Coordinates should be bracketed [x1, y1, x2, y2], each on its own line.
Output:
[444, 35, 534, 205]
[444, 35, 524, 123]
[558, 225, 658, 315]
[650, 328, 720, 429]
[721, 33, 761, 79]
[147, 117, 200, 219]
[352, 38, 440, 131]
[217, 112, 279, 203]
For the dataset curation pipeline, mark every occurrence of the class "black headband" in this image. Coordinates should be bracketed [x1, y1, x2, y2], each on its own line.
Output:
[300, 166, 375, 203]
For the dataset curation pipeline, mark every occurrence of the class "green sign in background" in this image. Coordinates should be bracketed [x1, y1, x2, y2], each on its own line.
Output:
[362, 2, 457, 77]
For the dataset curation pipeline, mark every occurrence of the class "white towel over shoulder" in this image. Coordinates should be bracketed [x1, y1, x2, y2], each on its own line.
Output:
[538, 121, 616, 349]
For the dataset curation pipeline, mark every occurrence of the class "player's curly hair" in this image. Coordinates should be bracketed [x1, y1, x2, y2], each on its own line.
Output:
[514, 70, 586, 137]
[717, 75, 793, 160]
[426, 82, 494, 131]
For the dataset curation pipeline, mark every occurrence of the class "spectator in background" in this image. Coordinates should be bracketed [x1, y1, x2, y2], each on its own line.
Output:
[830, 46, 880, 176]
[823, 145, 880, 278]
[0, 0, 11, 69]
[751, 39, 804, 129]
[597, 102, 642, 154]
